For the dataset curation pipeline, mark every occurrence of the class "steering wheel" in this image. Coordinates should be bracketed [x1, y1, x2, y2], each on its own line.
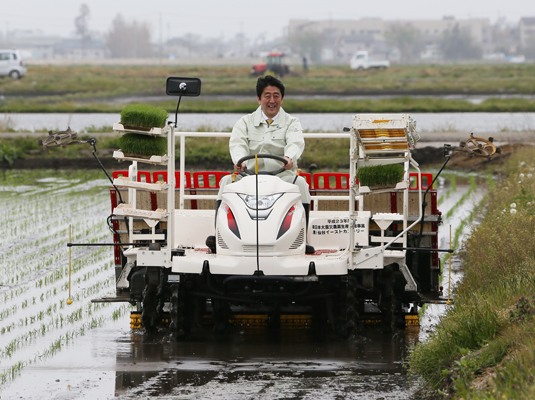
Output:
[236, 154, 288, 176]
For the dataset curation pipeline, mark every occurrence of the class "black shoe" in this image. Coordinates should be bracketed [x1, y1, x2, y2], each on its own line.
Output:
[306, 244, 315, 255]
[206, 235, 216, 254]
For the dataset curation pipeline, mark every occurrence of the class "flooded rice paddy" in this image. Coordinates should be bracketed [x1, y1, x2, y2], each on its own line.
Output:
[4, 112, 535, 135]
[0, 169, 484, 399]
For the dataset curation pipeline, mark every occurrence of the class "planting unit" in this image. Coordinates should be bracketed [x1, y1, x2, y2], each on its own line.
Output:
[94, 108, 446, 338]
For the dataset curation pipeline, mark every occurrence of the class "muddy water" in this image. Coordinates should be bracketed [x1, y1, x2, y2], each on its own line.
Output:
[3, 319, 419, 400]
[117, 327, 419, 399]
[0, 173, 481, 400]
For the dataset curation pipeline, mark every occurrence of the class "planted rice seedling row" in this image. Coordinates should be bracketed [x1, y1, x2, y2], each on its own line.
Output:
[0, 258, 116, 336]
[0, 304, 130, 386]
[2, 287, 28, 305]
[0, 218, 109, 284]
[3, 214, 104, 261]
[0, 171, 138, 388]
[0, 276, 120, 368]
[0, 203, 107, 251]
[440, 196, 482, 267]
[0, 249, 112, 323]
[443, 176, 477, 220]
[0, 274, 115, 341]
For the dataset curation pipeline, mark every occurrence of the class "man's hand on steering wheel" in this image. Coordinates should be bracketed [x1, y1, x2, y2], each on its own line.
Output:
[235, 154, 288, 176]
[283, 156, 293, 170]
[234, 162, 246, 172]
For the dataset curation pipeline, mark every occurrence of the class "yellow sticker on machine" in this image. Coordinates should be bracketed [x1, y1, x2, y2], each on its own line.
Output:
[372, 120, 391, 123]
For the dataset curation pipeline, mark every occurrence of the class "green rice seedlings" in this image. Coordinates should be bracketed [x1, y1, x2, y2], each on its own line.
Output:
[0, 304, 17, 321]
[1, 323, 15, 334]
[0, 285, 115, 358]
[0, 304, 127, 385]
[445, 189, 476, 220]
[118, 133, 167, 156]
[357, 164, 405, 188]
[120, 104, 168, 128]
[0, 361, 25, 385]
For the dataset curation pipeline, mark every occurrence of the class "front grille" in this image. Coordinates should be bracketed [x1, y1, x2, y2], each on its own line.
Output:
[242, 245, 275, 253]
[217, 231, 229, 249]
[289, 228, 305, 249]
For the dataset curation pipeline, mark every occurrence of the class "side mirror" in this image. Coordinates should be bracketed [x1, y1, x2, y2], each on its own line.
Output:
[166, 77, 201, 97]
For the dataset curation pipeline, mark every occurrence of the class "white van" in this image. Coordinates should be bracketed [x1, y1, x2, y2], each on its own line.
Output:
[0, 50, 26, 79]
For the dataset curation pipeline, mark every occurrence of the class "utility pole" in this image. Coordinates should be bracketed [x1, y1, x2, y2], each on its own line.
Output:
[240, 23, 244, 58]
[159, 13, 162, 64]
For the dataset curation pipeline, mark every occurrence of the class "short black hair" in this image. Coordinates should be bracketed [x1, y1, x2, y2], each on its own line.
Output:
[256, 75, 285, 99]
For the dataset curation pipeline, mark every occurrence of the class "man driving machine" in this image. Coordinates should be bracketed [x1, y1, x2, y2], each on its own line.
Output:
[207, 75, 314, 254]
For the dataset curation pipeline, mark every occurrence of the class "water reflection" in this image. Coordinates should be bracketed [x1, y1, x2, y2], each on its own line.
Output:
[114, 325, 419, 398]
[4, 112, 535, 134]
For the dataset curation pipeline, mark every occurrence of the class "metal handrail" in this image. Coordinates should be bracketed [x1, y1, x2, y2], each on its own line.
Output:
[175, 131, 351, 210]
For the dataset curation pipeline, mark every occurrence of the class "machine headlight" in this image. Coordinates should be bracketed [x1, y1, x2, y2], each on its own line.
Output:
[238, 193, 283, 210]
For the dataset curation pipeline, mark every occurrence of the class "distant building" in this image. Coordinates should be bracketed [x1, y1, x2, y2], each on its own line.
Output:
[519, 17, 535, 48]
[0, 30, 108, 59]
[0, 29, 62, 59]
[288, 17, 492, 62]
[166, 37, 192, 59]
[338, 34, 376, 60]
[54, 38, 108, 59]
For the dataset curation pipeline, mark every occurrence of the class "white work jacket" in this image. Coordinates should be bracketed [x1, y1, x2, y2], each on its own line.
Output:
[229, 106, 304, 176]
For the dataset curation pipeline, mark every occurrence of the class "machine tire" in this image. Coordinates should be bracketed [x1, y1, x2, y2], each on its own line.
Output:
[332, 276, 359, 339]
[378, 267, 396, 333]
[346, 276, 359, 337]
[9, 70, 20, 79]
[154, 269, 167, 327]
[311, 299, 328, 333]
[169, 284, 189, 341]
[339, 276, 359, 338]
[141, 282, 158, 334]
[212, 298, 230, 333]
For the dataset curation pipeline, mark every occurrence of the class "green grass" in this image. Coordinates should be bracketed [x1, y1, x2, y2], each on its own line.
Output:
[2, 64, 535, 112]
[120, 104, 168, 128]
[3, 64, 535, 96]
[0, 142, 25, 166]
[5, 96, 535, 113]
[118, 133, 167, 156]
[356, 164, 405, 187]
[410, 146, 535, 398]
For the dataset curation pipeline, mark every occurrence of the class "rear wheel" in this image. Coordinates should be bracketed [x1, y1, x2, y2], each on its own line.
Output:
[141, 282, 158, 333]
[212, 298, 230, 333]
[378, 267, 396, 333]
[170, 284, 189, 341]
[338, 276, 359, 338]
[311, 298, 328, 334]
[141, 269, 165, 334]
[329, 276, 359, 339]
[9, 70, 20, 79]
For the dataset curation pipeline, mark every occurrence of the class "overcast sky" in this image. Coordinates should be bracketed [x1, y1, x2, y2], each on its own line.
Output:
[2, 0, 535, 42]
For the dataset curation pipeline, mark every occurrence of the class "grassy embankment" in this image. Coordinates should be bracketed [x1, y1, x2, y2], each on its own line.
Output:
[410, 146, 535, 399]
[0, 132, 351, 170]
[1, 64, 535, 112]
